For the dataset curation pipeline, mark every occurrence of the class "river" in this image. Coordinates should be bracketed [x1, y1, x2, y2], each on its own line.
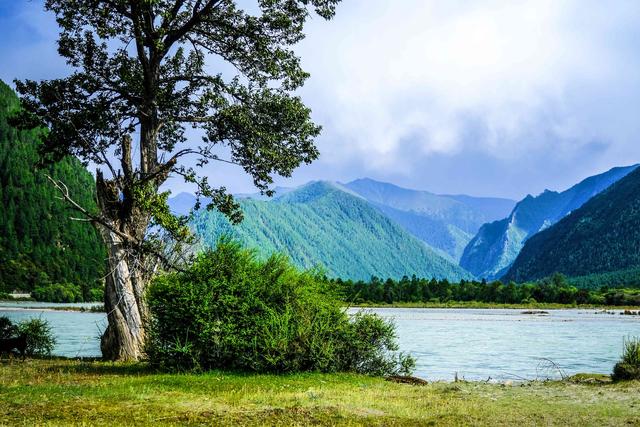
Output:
[2, 303, 639, 381]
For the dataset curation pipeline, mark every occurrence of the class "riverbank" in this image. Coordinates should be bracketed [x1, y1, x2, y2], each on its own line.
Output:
[350, 301, 640, 310]
[0, 302, 104, 313]
[3, 300, 640, 313]
[0, 359, 638, 426]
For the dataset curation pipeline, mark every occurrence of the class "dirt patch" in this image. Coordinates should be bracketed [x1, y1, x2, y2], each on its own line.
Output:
[386, 375, 428, 386]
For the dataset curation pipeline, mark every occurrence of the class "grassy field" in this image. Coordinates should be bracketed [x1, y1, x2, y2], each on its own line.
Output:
[0, 359, 639, 426]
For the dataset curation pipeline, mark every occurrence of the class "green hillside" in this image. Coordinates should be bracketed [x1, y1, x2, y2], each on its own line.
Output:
[344, 178, 515, 261]
[0, 81, 105, 300]
[503, 167, 640, 283]
[461, 165, 637, 279]
[191, 181, 472, 281]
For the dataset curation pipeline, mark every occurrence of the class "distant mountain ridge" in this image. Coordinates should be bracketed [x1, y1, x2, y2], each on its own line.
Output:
[188, 181, 473, 281]
[503, 166, 640, 283]
[460, 165, 639, 279]
[170, 178, 516, 264]
[170, 166, 638, 283]
[343, 178, 515, 261]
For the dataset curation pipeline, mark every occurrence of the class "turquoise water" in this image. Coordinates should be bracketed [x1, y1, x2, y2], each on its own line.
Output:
[0, 302, 106, 358]
[2, 304, 639, 380]
[353, 308, 640, 381]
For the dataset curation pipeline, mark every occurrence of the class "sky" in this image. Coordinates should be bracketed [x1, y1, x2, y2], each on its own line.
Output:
[1, 1, 640, 200]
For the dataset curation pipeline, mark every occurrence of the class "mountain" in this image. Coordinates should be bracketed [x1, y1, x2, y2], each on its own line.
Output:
[167, 191, 198, 216]
[168, 187, 295, 216]
[461, 165, 638, 279]
[0, 81, 105, 298]
[503, 166, 640, 283]
[343, 178, 515, 261]
[189, 181, 472, 281]
[235, 186, 294, 200]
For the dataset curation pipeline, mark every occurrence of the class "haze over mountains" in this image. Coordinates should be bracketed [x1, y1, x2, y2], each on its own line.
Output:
[170, 165, 639, 282]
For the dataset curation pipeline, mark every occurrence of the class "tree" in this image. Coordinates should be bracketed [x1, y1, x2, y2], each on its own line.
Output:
[12, 0, 340, 361]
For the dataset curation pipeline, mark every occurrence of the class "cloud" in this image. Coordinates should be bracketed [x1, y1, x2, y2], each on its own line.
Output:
[293, 0, 640, 195]
[2, 1, 640, 198]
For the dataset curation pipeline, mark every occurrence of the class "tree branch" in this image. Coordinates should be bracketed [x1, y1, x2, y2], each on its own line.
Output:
[47, 175, 133, 243]
[159, 0, 186, 34]
[162, 0, 224, 51]
[48, 174, 185, 272]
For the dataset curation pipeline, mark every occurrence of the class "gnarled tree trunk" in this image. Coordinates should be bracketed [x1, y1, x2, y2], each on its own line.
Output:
[100, 230, 148, 360]
[96, 171, 152, 361]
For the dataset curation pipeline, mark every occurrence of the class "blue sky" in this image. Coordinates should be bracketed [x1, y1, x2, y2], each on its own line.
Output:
[2, 1, 640, 200]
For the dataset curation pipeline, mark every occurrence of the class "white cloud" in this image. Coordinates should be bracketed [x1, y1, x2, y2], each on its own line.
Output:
[297, 0, 640, 176]
[3, 1, 640, 197]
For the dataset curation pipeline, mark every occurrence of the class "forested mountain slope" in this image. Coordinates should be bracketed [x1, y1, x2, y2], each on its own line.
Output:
[343, 178, 515, 261]
[503, 166, 640, 283]
[0, 81, 104, 300]
[190, 181, 473, 281]
[460, 165, 638, 279]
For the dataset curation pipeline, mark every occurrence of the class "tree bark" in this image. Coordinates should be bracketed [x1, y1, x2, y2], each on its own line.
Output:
[96, 171, 151, 361]
[100, 230, 147, 360]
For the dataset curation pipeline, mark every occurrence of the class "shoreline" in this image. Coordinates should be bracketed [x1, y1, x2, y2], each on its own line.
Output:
[2, 302, 640, 314]
[348, 302, 640, 310]
[0, 305, 104, 313]
[0, 354, 615, 383]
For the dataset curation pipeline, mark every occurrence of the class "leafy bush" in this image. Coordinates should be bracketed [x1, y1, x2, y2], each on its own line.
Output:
[146, 240, 414, 375]
[17, 318, 56, 356]
[0, 316, 18, 339]
[0, 317, 56, 356]
[612, 336, 640, 381]
[88, 287, 104, 303]
[339, 312, 416, 376]
[33, 282, 84, 303]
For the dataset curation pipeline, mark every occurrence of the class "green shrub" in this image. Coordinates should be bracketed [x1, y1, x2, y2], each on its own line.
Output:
[0, 317, 55, 356]
[0, 316, 18, 339]
[612, 336, 640, 381]
[146, 240, 414, 375]
[613, 363, 640, 381]
[33, 282, 84, 303]
[17, 318, 56, 356]
[88, 287, 104, 303]
[339, 312, 416, 376]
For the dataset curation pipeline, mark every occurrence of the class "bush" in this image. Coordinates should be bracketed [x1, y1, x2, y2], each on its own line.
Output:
[17, 318, 56, 356]
[612, 336, 640, 381]
[88, 287, 104, 303]
[0, 317, 56, 356]
[146, 240, 414, 375]
[33, 282, 84, 303]
[0, 316, 18, 339]
[613, 363, 640, 381]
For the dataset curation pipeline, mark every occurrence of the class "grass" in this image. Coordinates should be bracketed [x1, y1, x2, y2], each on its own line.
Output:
[1, 359, 639, 426]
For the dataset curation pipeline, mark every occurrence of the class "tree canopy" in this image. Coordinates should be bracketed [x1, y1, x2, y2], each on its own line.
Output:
[11, 0, 341, 360]
[14, 0, 340, 232]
